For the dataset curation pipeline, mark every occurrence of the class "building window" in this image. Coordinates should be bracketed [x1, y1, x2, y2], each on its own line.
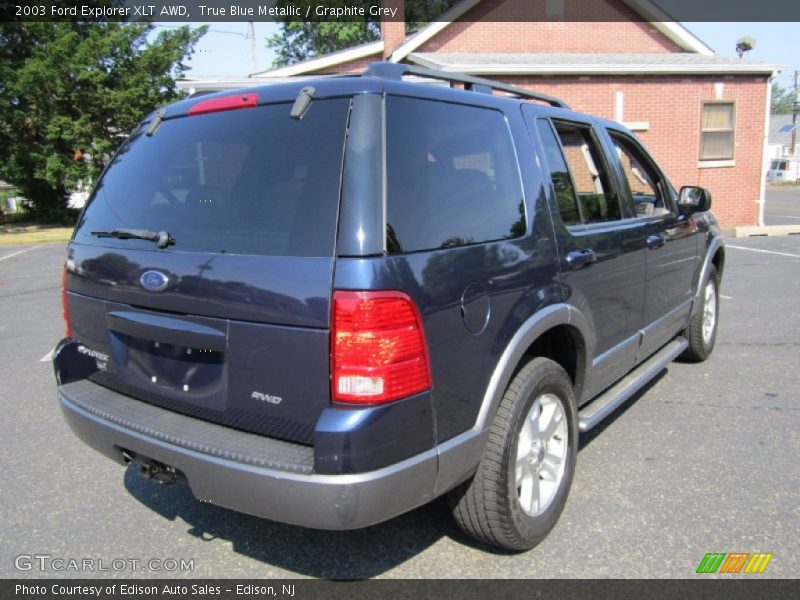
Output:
[700, 102, 735, 160]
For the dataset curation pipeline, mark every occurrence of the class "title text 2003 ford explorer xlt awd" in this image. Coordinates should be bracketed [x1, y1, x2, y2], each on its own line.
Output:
[54, 63, 724, 551]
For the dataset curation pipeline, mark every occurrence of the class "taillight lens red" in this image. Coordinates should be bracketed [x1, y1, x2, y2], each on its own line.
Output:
[61, 264, 72, 338]
[187, 93, 258, 116]
[331, 291, 432, 404]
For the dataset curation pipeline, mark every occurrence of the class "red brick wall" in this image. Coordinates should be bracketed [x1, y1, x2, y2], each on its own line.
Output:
[305, 62, 768, 226]
[301, 0, 768, 227]
[501, 75, 768, 227]
[381, 0, 406, 58]
[420, 0, 683, 53]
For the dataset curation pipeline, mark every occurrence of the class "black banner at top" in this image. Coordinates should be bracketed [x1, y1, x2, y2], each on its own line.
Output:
[3, 0, 800, 23]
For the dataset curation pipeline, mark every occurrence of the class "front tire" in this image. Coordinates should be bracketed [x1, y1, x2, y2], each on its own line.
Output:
[681, 265, 719, 362]
[449, 357, 577, 551]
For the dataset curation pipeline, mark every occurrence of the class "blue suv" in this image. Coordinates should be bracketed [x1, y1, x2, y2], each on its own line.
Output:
[54, 62, 724, 550]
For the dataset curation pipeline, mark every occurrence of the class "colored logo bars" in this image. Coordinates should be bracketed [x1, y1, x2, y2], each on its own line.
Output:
[696, 552, 773, 574]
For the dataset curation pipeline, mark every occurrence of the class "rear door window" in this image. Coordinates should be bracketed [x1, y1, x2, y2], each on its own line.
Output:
[536, 119, 581, 226]
[74, 99, 351, 257]
[551, 120, 623, 224]
[385, 97, 525, 253]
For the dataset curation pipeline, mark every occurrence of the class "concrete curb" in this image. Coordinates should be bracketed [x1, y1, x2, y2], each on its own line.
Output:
[732, 225, 800, 238]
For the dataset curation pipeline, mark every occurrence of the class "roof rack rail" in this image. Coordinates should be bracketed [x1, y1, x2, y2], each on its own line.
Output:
[364, 62, 569, 109]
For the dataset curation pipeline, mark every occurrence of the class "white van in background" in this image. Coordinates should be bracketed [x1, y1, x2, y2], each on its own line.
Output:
[767, 157, 800, 183]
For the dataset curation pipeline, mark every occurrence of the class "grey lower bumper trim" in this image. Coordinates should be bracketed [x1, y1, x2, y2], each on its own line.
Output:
[61, 380, 314, 474]
[59, 388, 440, 530]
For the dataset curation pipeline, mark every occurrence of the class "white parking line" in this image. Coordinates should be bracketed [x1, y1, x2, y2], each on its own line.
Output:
[0, 245, 42, 261]
[720, 294, 734, 300]
[39, 351, 53, 363]
[772, 215, 800, 220]
[727, 245, 800, 259]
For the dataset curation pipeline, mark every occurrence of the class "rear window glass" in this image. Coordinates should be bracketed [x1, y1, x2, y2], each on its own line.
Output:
[74, 99, 350, 257]
[385, 97, 525, 253]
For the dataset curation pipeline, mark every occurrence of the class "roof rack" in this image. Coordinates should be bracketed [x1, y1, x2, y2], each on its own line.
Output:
[364, 62, 569, 109]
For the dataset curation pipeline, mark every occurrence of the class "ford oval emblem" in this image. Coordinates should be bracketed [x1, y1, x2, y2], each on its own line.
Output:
[139, 270, 169, 292]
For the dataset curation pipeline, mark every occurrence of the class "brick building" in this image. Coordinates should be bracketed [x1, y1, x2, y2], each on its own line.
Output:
[181, 0, 781, 226]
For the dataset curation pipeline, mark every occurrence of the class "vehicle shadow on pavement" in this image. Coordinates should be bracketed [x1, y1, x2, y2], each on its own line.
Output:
[122, 370, 671, 576]
[578, 370, 666, 450]
[123, 468, 461, 578]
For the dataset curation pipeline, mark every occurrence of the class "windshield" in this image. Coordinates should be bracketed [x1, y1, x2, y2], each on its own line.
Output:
[74, 98, 350, 257]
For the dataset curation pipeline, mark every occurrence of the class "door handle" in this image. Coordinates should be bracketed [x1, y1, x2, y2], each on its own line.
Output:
[646, 234, 666, 249]
[566, 249, 596, 270]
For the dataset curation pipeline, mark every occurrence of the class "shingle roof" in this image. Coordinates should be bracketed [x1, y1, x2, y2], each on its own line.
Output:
[409, 52, 781, 75]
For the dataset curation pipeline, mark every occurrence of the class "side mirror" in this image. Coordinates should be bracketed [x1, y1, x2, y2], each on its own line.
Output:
[678, 186, 712, 215]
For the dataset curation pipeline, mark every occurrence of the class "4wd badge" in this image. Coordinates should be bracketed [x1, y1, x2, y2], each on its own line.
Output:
[251, 391, 283, 405]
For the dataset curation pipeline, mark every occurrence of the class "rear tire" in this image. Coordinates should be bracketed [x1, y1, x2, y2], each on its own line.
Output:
[448, 357, 577, 551]
[681, 265, 719, 362]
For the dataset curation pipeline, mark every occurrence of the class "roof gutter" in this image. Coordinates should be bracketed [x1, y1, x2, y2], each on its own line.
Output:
[620, 0, 715, 55]
[407, 55, 780, 76]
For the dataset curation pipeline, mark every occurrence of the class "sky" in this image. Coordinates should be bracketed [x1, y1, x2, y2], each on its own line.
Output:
[171, 21, 799, 88]
[155, 22, 279, 77]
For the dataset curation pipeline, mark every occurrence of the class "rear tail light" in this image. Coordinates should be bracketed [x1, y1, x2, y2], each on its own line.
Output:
[61, 264, 72, 338]
[331, 291, 432, 404]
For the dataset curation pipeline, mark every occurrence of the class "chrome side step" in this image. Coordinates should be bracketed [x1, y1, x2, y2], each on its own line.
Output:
[578, 337, 688, 432]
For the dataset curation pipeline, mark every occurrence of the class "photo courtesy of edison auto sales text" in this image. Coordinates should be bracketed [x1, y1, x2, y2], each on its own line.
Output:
[14, 584, 296, 596]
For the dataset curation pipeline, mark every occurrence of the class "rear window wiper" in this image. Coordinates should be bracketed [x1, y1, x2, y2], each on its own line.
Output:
[91, 228, 175, 249]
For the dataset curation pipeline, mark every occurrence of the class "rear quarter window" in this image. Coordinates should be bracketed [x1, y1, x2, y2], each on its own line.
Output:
[385, 97, 525, 253]
[74, 99, 350, 257]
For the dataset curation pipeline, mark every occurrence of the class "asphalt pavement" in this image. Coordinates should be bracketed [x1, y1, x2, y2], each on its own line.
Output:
[764, 185, 800, 226]
[1, 191, 798, 579]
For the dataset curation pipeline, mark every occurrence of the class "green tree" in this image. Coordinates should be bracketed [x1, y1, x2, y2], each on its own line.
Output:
[267, 0, 456, 67]
[772, 81, 796, 115]
[0, 22, 205, 221]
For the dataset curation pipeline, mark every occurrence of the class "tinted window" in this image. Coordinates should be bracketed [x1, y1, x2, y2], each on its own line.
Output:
[609, 133, 670, 217]
[74, 99, 350, 256]
[536, 119, 581, 225]
[385, 97, 524, 253]
[552, 121, 622, 224]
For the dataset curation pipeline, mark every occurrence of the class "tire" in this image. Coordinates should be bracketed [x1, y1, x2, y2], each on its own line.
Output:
[681, 265, 720, 362]
[448, 357, 578, 551]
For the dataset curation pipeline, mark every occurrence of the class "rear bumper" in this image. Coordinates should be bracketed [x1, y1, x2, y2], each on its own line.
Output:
[58, 379, 486, 530]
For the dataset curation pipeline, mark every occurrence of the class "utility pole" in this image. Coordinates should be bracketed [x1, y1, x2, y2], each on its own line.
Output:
[248, 21, 258, 73]
[791, 70, 799, 155]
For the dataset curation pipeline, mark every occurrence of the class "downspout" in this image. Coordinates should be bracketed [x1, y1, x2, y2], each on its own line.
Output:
[758, 73, 775, 227]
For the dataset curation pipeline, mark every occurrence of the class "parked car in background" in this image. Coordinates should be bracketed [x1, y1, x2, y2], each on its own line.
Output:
[767, 157, 800, 183]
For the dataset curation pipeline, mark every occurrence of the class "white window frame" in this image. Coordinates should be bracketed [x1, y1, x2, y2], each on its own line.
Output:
[699, 101, 736, 161]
